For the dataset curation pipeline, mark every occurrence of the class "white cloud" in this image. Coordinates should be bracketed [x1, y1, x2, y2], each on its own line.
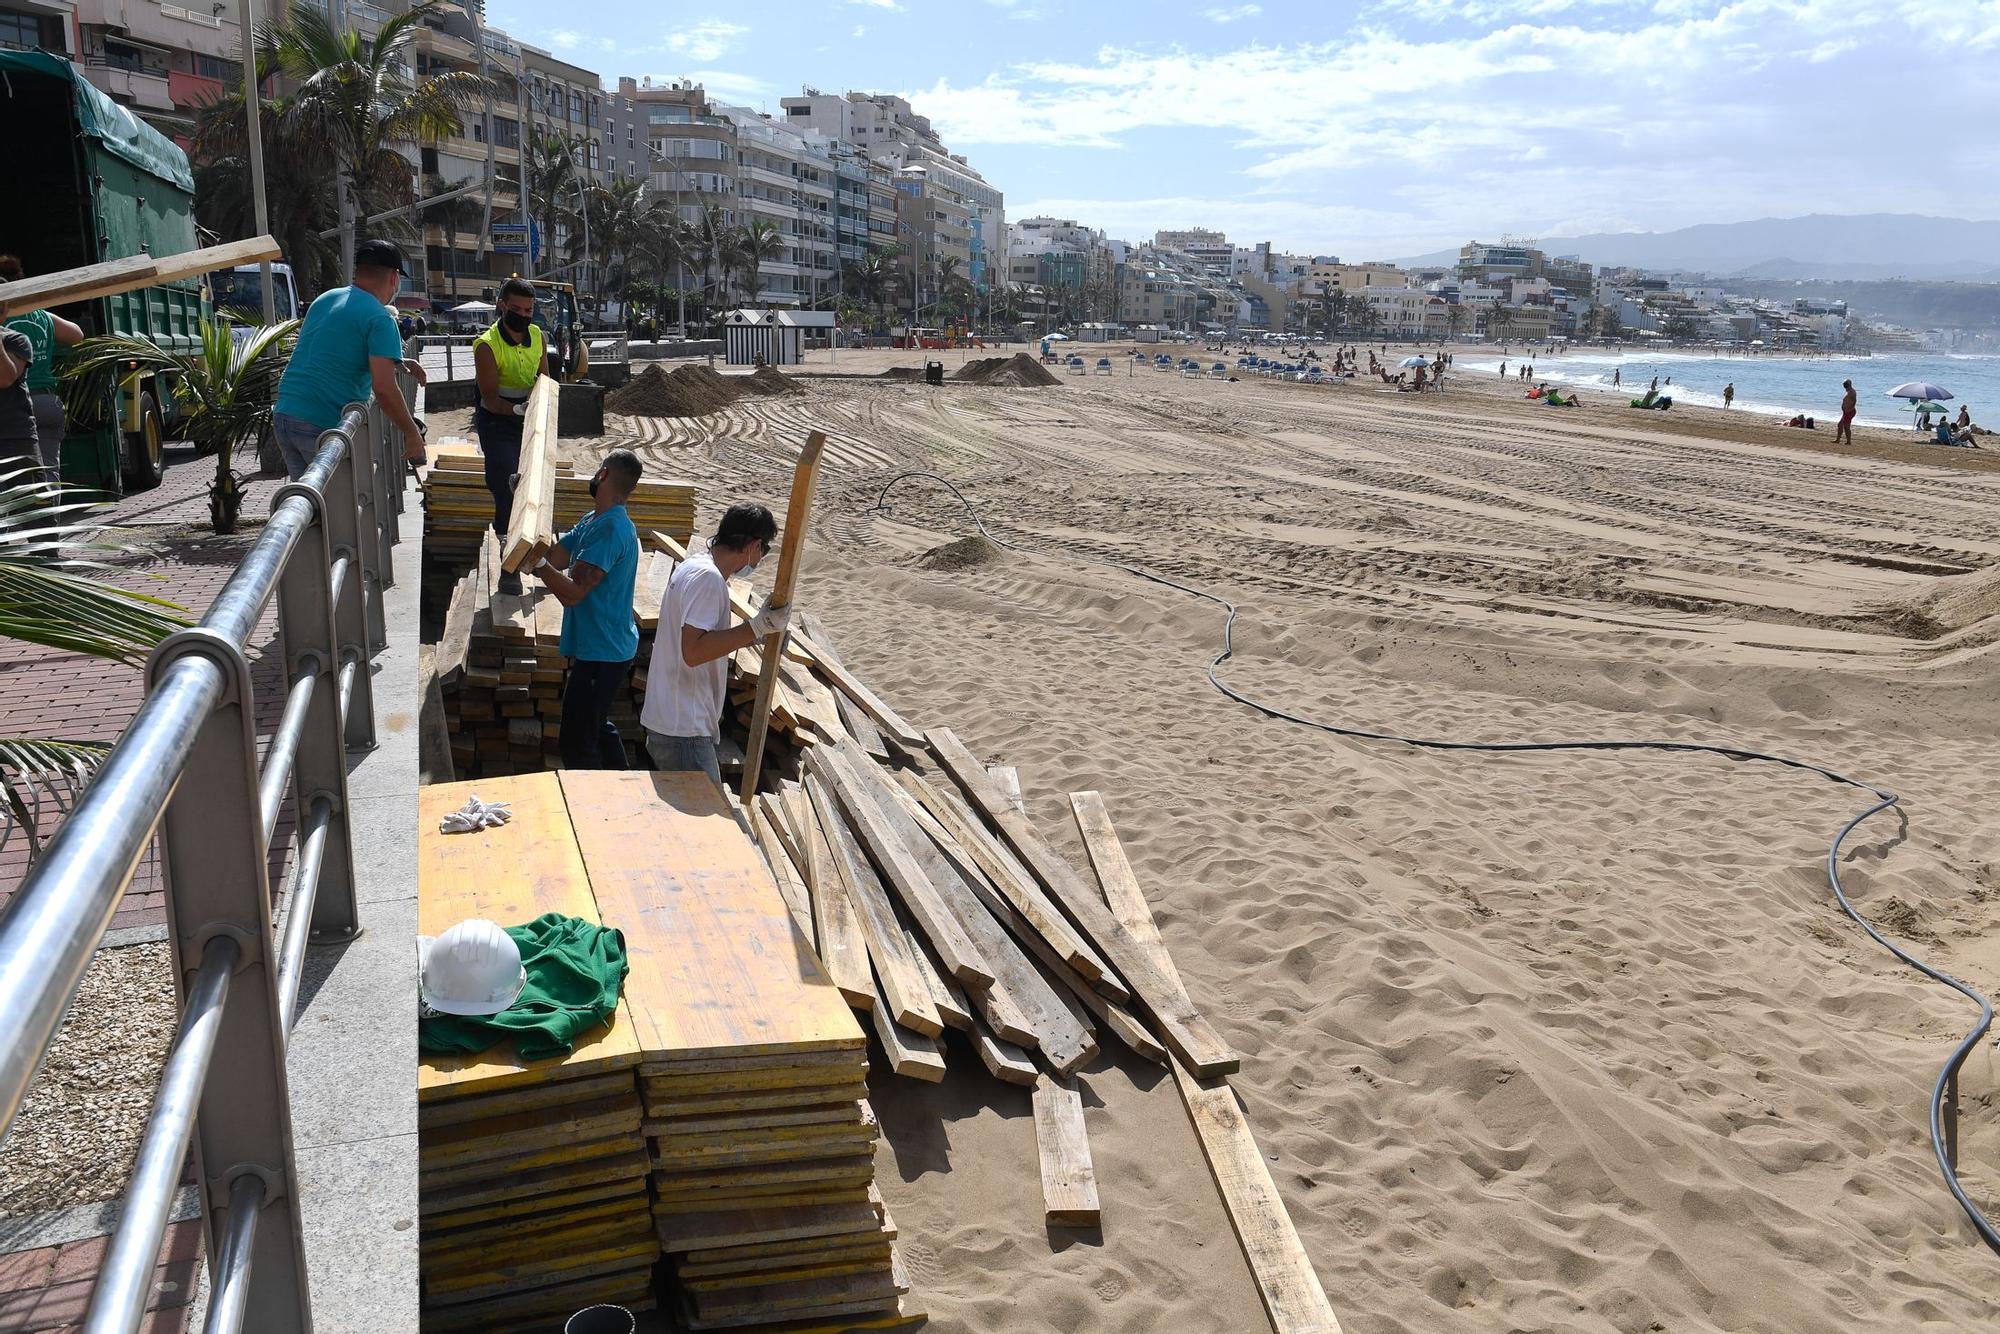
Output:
[852, 23, 868, 37]
[848, 0, 900, 7]
[547, 28, 580, 49]
[1203, 3, 1261, 20]
[665, 20, 748, 63]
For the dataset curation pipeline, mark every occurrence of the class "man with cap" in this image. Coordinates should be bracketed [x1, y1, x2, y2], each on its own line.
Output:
[272, 239, 430, 481]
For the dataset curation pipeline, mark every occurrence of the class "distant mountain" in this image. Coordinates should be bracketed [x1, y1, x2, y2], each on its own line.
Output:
[1398, 215, 2000, 281]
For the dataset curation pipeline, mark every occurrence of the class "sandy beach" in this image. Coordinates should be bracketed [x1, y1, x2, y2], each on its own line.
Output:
[448, 343, 2000, 1332]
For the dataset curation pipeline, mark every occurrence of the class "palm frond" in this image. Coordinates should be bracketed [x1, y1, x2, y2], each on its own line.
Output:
[0, 737, 111, 862]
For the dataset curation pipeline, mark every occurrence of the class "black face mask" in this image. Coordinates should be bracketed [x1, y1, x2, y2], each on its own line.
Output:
[588, 473, 601, 498]
[502, 311, 532, 334]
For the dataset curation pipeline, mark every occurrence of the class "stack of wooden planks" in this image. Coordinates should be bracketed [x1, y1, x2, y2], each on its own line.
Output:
[432, 528, 677, 776]
[417, 774, 657, 1334]
[420, 438, 697, 571]
[560, 770, 922, 1331]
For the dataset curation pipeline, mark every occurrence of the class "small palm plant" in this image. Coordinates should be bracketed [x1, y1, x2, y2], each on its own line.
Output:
[64, 319, 299, 534]
[0, 466, 188, 859]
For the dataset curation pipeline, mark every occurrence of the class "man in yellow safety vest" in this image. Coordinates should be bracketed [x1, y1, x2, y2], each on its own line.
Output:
[475, 277, 550, 594]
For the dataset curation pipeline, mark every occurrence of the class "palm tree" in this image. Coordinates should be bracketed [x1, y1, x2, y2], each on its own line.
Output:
[0, 468, 190, 860]
[525, 131, 584, 278]
[586, 177, 647, 317]
[633, 200, 691, 327]
[262, 0, 494, 279]
[1445, 302, 1468, 339]
[419, 173, 486, 306]
[845, 245, 899, 328]
[736, 220, 787, 306]
[1316, 281, 1338, 336]
[66, 320, 300, 533]
[192, 86, 342, 298]
[1485, 304, 1515, 340]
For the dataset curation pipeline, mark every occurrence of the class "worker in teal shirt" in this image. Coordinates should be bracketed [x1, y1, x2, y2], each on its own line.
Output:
[533, 449, 643, 768]
[272, 239, 429, 479]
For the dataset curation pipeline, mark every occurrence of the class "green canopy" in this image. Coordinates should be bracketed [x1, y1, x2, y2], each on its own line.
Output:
[0, 49, 195, 193]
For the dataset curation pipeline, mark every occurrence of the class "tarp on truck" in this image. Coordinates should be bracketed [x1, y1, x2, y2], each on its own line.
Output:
[0, 50, 196, 193]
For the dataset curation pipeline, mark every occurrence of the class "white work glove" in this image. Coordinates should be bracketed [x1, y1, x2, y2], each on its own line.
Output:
[438, 794, 512, 834]
[512, 401, 527, 417]
[749, 603, 792, 638]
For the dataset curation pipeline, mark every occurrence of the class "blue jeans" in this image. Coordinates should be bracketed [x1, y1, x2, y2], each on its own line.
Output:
[646, 732, 721, 789]
[271, 412, 326, 481]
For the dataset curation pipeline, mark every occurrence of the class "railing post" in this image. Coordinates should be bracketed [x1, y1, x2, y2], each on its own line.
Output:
[318, 421, 377, 750]
[340, 400, 389, 655]
[270, 475, 361, 942]
[146, 628, 311, 1333]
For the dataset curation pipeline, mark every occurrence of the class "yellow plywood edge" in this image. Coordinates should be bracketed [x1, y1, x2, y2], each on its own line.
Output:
[559, 771, 866, 1062]
[417, 774, 642, 1100]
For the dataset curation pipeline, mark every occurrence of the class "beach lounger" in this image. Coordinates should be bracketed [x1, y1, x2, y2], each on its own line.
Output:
[1209, 363, 1227, 379]
[1095, 357, 1112, 375]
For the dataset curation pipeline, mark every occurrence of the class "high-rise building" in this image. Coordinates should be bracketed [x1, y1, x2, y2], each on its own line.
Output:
[5, 0, 243, 143]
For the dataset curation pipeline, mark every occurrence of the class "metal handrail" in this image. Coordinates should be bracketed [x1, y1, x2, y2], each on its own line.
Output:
[0, 383, 409, 1334]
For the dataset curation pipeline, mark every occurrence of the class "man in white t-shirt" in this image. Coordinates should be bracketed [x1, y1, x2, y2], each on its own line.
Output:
[641, 503, 791, 787]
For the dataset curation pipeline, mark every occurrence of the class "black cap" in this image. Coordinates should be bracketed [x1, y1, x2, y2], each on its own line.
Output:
[354, 239, 408, 274]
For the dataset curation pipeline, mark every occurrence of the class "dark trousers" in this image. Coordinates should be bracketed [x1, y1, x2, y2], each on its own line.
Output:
[561, 659, 631, 770]
[474, 406, 523, 534]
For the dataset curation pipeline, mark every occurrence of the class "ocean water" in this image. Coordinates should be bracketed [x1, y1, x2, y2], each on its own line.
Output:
[1458, 350, 2000, 428]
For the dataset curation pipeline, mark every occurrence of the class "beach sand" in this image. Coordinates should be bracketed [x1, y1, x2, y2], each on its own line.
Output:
[455, 343, 2000, 1331]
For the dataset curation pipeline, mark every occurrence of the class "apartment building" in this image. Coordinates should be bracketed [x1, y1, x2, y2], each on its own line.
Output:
[624, 78, 736, 240]
[1153, 228, 1232, 271]
[780, 89, 1003, 298]
[2, 0, 242, 140]
[1308, 261, 1405, 293]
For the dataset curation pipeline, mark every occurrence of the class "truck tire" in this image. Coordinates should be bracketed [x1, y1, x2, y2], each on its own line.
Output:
[122, 393, 166, 493]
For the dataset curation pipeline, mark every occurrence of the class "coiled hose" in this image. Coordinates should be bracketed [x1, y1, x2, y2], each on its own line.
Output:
[868, 469, 1999, 1257]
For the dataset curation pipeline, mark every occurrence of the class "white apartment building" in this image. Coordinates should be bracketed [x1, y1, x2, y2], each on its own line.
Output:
[2, 0, 243, 137]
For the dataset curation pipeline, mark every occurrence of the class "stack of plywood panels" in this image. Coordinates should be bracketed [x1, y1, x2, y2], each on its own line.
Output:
[560, 770, 922, 1331]
[416, 774, 657, 1333]
[422, 439, 697, 571]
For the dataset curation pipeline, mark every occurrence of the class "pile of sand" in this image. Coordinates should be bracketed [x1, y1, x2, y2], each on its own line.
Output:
[912, 535, 1002, 571]
[954, 353, 1062, 388]
[605, 363, 796, 417]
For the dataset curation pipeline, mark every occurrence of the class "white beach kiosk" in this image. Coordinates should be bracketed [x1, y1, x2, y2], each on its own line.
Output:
[724, 308, 836, 366]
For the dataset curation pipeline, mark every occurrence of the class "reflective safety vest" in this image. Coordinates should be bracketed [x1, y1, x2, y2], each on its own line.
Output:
[475, 320, 544, 399]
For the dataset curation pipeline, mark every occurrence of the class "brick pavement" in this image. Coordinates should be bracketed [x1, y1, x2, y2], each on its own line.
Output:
[0, 450, 299, 927]
[0, 1221, 198, 1333]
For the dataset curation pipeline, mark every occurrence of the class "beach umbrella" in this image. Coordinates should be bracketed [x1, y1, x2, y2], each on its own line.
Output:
[1886, 381, 1952, 401]
[1399, 355, 1430, 368]
[449, 299, 495, 315]
[1900, 400, 1949, 413]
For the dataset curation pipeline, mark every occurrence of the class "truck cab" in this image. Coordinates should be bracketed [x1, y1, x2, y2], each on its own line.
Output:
[0, 50, 206, 495]
[211, 263, 301, 325]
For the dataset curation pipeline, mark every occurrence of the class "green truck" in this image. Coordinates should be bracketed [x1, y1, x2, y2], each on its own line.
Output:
[2, 49, 204, 494]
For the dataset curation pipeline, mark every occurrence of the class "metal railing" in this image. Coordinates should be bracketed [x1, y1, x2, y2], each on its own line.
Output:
[0, 378, 412, 1334]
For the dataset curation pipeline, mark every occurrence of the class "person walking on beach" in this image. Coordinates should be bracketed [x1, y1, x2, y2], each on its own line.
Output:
[1613, 367, 1621, 387]
[641, 502, 792, 787]
[533, 449, 645, 770]
[473, 278, 548, 594]
[1499, 361, 1507, 378]
[1723, 382, 1735, 409]
[1649, 375, 1659, 394]
[1835, 379, 1857, 445]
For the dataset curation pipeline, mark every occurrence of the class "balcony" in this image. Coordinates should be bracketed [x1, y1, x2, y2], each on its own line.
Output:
[167, 68, 221, 108]
[417, 27, 477, 65]
[84, 61, 174, 112]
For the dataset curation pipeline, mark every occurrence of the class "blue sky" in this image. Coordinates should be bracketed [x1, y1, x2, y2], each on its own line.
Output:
[485, 0, 2000, 259]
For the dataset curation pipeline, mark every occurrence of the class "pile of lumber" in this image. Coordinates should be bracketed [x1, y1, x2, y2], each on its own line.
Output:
[420, 438, 697, 572]
[416, 775, 657, 1334]
[432, 528, 675, 776]
[727, 610, 1344, 1329]
[562, 769, 921, 1331]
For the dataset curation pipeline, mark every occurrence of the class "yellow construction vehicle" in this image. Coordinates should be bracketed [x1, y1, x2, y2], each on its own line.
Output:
[511, 277, 589, 381]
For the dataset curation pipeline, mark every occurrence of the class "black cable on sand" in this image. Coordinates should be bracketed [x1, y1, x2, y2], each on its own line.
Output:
[867, 468, 2000, 1258]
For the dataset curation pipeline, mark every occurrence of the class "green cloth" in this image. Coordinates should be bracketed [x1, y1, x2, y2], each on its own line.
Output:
[419, 912, 628, 1061]
[5, 312, 57, 392]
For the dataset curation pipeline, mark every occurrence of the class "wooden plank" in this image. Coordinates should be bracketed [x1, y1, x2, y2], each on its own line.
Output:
[421, 1094, 640, 1169]
[501, 375, 560, 572]
[741, 430, 827, 801]
[895, 768, 1120, 995]
[1075, 796, 1346, 1334]
[0, 235, 279, 316]
[970, 1014, 1038, 1086]
[658, 1192, 886, 1253]
[647, 1100, 867, 1138]
[865, 771, 1099, 1071]
[643, 1084, 871, 1120]
[988, 764, 1026, 815]
[428, 1180, 645, 1233]
[812, 743, 994, 991]
[1033, 1076, 1101, 1227]
[420, 1140, 649, 1206]
[558, 771, 866, 1061]
[435, 568, 478, 687]
[903, 926, 973, 1033]
[750, 803, 816, 944]
[927, 728, 1238, 1078]
[642, 1047, 865, 1076]
[792, 624, 926, 751]
[868, 969, 947, 1083]
[804, 773, 941, 1036]
[417, 775, 642, 1099]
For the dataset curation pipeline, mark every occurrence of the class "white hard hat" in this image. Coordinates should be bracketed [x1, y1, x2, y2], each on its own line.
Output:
[420, 919, 527, 1016]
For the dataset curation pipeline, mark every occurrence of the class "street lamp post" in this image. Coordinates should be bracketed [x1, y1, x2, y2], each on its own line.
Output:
[239, 0, 274, 324]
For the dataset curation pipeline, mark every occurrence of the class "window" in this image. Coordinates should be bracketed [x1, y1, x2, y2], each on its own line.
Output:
[102, 39, 146, 72]
[194, 54, 238, 81]
[568, 90, 583, 120]
[495, 118, 519, 148]
[587, 142, 599, 171]
[0, 10, 50, 49]
[587, 98, 599, 128]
